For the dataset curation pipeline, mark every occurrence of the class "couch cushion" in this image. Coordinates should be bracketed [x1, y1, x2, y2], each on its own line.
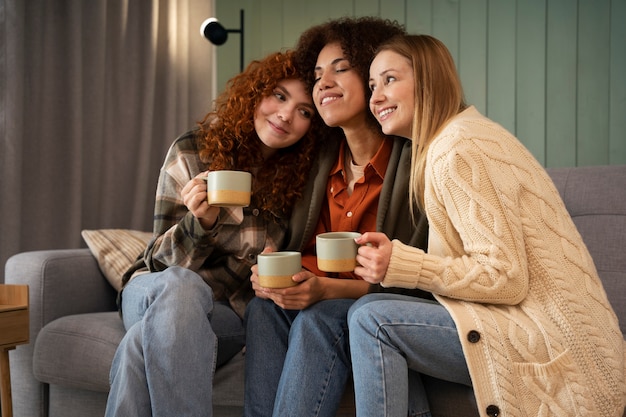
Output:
[33, 312, 124, 392]
[548, 165, 626, 335]
[81, 229, 152, 291]
[33, 310, 248, 408]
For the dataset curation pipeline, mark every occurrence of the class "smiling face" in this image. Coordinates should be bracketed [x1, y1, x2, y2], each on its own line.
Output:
[369, 50, 415, 139]
[312, 43, 368, 129]
[254, 78, 315, 158]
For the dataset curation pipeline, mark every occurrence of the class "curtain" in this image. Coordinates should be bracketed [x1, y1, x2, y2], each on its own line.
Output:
[0, 0, 216, 281]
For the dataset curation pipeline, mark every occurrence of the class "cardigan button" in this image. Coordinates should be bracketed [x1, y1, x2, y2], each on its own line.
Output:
[467, 330, 481, 343]
[486, 404, 500, 416]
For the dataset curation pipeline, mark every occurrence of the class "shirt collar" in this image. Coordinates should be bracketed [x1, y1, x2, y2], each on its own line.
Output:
[330, 138, 393, 180]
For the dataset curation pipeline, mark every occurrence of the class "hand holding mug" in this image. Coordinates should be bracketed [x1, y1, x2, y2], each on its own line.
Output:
[354, 232, 392, 284]
[258, 269, 325, 310]
[182, 172, 219, 229]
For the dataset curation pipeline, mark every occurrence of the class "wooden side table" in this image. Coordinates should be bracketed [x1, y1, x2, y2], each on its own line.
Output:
[0, 285, 29, 417]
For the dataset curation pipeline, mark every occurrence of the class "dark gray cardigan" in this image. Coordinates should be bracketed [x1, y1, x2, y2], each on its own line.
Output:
[284, 135, 429, 263]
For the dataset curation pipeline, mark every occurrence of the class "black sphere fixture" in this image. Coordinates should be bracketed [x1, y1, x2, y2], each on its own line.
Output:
[200, 9, 244, 72]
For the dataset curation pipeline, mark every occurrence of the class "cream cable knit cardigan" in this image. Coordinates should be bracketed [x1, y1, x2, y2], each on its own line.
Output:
[383, 106, 625, 416]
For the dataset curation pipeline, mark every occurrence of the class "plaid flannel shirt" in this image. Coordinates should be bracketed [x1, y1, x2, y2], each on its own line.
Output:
[126, 131, 286, 318]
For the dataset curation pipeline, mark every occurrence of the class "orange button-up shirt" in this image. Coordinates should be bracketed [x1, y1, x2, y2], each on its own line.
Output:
[301, 138, 393, 279]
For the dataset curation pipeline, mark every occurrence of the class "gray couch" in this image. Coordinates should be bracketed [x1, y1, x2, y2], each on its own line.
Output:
[5, 165, 626, 417]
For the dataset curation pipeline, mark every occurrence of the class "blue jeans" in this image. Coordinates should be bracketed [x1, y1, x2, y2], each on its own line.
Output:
[105, 266, 245, 417]
[243, 297, 355, 417]
[348, 293, 472, 417]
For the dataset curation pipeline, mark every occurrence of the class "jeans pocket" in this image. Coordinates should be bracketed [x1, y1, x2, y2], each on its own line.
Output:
[512, 349, 581, 415]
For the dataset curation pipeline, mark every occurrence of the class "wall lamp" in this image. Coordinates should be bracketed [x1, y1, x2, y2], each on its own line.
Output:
[200, 9, 245, 73]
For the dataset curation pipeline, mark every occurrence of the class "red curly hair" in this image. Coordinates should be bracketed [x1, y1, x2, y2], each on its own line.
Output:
[197, 51, 337, 218]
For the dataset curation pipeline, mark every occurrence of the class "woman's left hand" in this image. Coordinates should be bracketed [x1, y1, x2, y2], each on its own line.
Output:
[257, 270, 325, 310]
[354, 232, 393, 284]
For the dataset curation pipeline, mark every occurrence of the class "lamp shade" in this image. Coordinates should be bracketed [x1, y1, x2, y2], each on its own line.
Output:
[201, 18, 228, 45]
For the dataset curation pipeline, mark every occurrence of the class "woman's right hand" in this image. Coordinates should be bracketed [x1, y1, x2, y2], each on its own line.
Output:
[181, 172, 220, 229]
[354, 232, 393, 284]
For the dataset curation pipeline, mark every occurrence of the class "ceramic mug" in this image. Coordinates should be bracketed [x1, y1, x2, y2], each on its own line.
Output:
[206, 170, 252, 207]
[316, 231, 362, 272]
[257, 251, 301, 288]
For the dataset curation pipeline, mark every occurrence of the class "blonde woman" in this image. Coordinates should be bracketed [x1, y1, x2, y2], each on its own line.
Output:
[349, 34, 625, 417]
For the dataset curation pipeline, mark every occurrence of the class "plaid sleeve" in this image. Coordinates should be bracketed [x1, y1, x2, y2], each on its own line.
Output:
[144, 132, 215, 271]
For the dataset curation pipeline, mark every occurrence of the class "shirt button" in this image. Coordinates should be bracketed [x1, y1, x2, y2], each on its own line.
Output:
[252, 209, 259, 216]
[247, 253, 256, 261]
[486, 404, 500, 416]
[346, 211, 353, 217]
[330, 186, 334, 193]
[467, 330, 481, 343]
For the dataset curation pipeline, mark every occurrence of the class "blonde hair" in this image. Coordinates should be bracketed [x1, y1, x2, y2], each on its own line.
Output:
[375, 35, 466, 215]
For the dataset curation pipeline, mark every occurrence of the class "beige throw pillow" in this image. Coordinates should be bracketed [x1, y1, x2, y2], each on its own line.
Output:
[81, 229, 152, 291]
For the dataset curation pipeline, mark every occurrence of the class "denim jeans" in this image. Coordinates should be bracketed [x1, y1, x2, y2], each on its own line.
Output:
[243, 297, 355, 417]
[105, 266, 245, 417]
[348, 293, 472, 417]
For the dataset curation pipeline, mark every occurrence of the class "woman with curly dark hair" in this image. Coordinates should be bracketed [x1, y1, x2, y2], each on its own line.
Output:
[244, 17, 430, 417]
[105, 50, 331, 417]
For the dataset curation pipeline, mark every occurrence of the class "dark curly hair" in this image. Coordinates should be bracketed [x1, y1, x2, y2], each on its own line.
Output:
[196, 50, 334, 218]
[293, 16, 407, 130]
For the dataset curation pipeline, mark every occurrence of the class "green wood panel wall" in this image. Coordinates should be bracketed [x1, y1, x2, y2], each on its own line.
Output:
[487, 1, 516, 134]
[213, 0, 626, 167]
[578, 0, 611, 166]
[546, 0, 577, 166]
[611, 0, 626, 163]
[517, 0, 547, 164]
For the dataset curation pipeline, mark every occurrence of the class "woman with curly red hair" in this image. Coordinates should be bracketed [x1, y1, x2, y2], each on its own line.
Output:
[197, 51, 332, 217]
[105, 50, 334, 417]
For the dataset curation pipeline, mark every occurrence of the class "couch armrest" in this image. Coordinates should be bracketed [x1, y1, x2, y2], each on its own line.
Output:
[4, 249, 118, 417]
[5, 249, 118, 337]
